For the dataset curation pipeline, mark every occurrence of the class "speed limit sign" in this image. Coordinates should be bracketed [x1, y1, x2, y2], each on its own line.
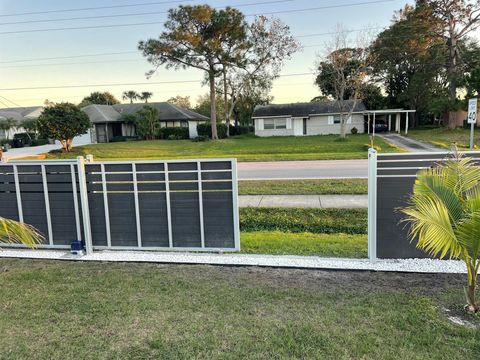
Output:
[468, 98, 477, 124]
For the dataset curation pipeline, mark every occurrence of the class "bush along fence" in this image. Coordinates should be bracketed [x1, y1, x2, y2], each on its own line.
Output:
[0, 157, 240, 253]
[367, 148, 480, 259]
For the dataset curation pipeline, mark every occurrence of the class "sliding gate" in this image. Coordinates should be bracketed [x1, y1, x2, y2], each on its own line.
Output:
[0, 157, 240, 253]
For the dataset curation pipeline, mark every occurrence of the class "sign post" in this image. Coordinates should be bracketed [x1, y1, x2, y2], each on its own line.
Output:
[468, 98, 477, 150]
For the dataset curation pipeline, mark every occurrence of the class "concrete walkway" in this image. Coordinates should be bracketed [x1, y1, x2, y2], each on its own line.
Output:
[379, 133, 442, 152]
[239, 195, 367, 208]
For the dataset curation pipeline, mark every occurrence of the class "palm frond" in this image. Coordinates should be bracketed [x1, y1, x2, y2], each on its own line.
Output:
[402, 197, 461, 259]
[0, 217, 44, 248]
[456, 211, 480, 261]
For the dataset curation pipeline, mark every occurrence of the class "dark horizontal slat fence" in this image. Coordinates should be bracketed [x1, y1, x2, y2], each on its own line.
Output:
[0, 158, 240, 252]
[374, 151, 480, 259]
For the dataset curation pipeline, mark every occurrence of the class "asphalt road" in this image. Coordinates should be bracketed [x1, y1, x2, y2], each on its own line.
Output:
[238, 159, 368, 180]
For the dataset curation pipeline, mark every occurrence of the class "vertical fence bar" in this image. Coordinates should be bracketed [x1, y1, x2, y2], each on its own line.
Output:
[231, 159, 240, 251]
[77, 157, 93, 254]
[367, 148, 377, 260]
[41, 165, 53, 245]
[70, 164, 82, 241]
[197, 161, 205, 248]
[164, 162, 173, 248]
[12, 164, 23, 223]
[100, 164, 112, 248]
[132, 163, 142, 247]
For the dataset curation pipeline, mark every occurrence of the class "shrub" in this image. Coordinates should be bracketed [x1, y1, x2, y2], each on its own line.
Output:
[157, 127, 189, 140]
[239, 208, 367, 234]
[197, 122, 227, 138]
[111, 136, 138, 142]
[13, 132, 35, 145]
[30, 138, 49, 146]
[351, 127, 358, 134]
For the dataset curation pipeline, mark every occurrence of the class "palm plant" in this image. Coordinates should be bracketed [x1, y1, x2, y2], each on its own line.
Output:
[402, 152, 480, 313]
[0, 118, 18, 140]
[1, 217, 44, 248]
[139, 91, 153, 103]
[122, 91, 139, 104]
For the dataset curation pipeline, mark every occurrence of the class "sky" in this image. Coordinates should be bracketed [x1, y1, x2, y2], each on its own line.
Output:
[0, 0, 413, 108]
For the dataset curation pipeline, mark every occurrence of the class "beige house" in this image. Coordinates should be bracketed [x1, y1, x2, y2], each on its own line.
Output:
[252, 100, 366, 137]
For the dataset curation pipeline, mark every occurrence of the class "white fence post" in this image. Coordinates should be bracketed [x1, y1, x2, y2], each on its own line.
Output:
[77, 156, 93, 254]
[367, 148, 377, 261]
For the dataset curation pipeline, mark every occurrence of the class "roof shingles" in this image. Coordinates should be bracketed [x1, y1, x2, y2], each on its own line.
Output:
[252, 100, 366, 118]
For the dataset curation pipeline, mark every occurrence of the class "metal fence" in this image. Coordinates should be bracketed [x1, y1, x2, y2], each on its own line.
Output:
[0, 157, 240, 253]
[368, 149, 480, 259]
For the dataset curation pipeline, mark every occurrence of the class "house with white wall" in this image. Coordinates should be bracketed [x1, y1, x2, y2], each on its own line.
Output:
[252, 100, 366, 137]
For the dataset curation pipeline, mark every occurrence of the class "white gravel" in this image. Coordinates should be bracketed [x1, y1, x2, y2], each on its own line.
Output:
[0, 248, 466, 273]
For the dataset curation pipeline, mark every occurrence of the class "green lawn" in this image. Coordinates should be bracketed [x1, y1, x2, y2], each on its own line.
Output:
[0, 259, 479, 359]
[407, 127, 480, 150]
[239, 178, 367, 195]
[45, 134, 399, 162]
[241, 231, 367, 257]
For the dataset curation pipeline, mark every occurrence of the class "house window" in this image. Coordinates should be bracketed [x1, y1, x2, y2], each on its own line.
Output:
[180, 121, 188, 128]
[264, 119, 275, 129]
[264, 118, 287, 130]
[333, 115, 341, 124]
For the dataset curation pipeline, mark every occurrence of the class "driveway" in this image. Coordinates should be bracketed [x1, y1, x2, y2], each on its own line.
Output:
[1, 144, 62, 161]
[238, 159, 368, 180]
[378, 133, 443, 152]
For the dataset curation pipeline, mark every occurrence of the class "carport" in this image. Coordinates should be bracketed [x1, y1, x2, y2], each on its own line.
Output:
[365, 109, 416, 136]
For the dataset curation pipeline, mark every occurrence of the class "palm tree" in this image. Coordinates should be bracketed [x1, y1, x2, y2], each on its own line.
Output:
[139, 91, 153, 103]
[402, 151, 480, 313]
[122, 91, 139, 104]
[0, 118, 18, 140]
[1, 217, 44, 248]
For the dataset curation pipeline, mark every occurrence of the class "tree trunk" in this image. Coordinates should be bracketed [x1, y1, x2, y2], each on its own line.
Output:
[447, 36, 458, 130]
[209, 70, 218, 140]
[223, 68, 230, 137]
[340, 114, 346, 139]
[465, 264, 479, 313]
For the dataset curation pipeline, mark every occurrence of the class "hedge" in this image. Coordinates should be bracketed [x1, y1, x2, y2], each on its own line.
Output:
[157, 127, 189, 140]
[239, 208, 367, 234]
[197, 123, 254, 138]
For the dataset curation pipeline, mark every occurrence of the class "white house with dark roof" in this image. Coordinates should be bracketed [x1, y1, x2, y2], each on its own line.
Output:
[0, 106, 44, 140]
[252, 100, 367, 137]
[82, 102, 209, 143]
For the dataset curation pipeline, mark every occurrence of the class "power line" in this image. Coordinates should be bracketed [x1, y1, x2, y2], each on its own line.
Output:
[0, 0, 294, 26]
[0, 0, 189, 17]
[0, 72, 315, 92]
[0, 0, 395, 35]
[0, 95, 21, 107]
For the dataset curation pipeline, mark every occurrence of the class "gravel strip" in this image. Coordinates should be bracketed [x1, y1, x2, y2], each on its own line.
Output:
[0, 248, 466, 273]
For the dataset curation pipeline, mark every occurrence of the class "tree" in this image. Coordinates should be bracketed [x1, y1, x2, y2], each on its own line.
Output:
[167, 95, 192, 109]
[134, 105, 160, 140]
[369, 3, 446, 124]
[315, 25, 370, 138]
[21, 118, 39, 141]
[122, 90, 139, 104]
[78, 91, 120, 108]
[0, 217, 43, 248]
[358, 83, 386, 110]
[428, 0, 480, 127]
[216, 16, 300, 136]
[37, 103, 91, 152]
[402, 152, 480, 313]
[193, 93, 225, 120]
[0, 118, 17, 140]
[139, 5, 248, 139]
[139, 91, 153, 103]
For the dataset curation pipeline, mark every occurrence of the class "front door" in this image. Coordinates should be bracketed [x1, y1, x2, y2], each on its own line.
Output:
[303, 118, 307, 135]
[96, 124, 107, 143]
